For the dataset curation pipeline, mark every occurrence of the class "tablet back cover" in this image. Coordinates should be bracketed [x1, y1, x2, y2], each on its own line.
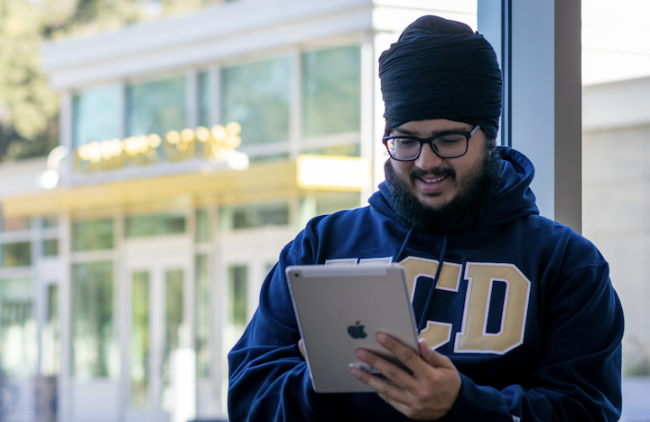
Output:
[286, 264, 419, 393]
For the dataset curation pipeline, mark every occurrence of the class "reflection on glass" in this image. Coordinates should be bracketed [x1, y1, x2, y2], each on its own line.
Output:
[302, 46, 361, 139]
[195, 255, 210, 379]
[195, 209, 210, 244]
[230, 202, 289, 230]
[42, 284, 60, 376]
[71, 261, 114, 378]
[223, 264, 247, 384]
[222, 56, 290, 146]
[41, 215, 59, 229]
[71, 219, 114, 251]
[73, 85, 121, 148]
[126, 76, 186, 137]
[1, 242, 32, 267]
[265, 262, 275, 275]
[125, 213, 186, 238]
[304, 143, 361, 157]
[0, 277, 36, 377]
[248, 152, 291, 164]
[130, 271, 150, 408]
[316, 192, 361, 215]
[42, 239, 59, 257]
[198, 71, 210, 128]
[0, 216, 31, 232]
[229, 265, 248, 327]
[162, 269, 183, 412]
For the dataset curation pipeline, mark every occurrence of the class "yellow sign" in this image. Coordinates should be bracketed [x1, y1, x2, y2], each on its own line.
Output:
[297, 155, 369, 191]
[74, 122, 243, 173]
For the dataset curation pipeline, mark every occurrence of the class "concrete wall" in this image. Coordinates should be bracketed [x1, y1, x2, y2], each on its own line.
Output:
[583, 77, 650, 375]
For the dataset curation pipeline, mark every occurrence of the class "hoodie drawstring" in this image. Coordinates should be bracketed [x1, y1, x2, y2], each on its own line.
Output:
[417, 234, 448, 333]
[393, 228, 449, 334]
[393, 226, 414, 264]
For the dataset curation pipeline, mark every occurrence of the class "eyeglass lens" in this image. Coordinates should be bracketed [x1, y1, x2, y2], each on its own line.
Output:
[386, 133, 468, 160]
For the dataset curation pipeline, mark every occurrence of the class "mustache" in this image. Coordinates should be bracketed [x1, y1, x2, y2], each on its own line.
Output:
[410, 167, 455, 179]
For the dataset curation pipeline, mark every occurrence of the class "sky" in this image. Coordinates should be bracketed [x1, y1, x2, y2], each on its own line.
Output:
[582, 0, 650, 85]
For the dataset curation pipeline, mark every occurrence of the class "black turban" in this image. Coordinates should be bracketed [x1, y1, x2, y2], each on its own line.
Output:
[379, 15, 503, 140]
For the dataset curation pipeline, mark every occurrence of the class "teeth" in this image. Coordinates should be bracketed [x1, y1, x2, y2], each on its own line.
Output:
[422, 176, 446, 183]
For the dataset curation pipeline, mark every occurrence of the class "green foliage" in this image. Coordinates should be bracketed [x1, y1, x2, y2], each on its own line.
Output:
[0, 0, 58, 161]
[0, 0, 225, 162]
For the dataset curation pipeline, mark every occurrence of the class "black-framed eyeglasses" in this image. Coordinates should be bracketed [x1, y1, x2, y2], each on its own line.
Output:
[382, 125, 480, 161]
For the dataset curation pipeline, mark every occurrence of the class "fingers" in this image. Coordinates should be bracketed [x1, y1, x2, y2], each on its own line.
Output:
[351, 333, 462, 420]
[353, 347, 419, 391]
[298, 338, 306, 360]
[350, 361, 411, 404]
[418, 338, 430, 360]
[423, 347, 456, 369]
[374, 333, 431, 378]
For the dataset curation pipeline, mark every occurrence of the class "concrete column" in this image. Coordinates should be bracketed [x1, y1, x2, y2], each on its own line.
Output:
[478, 0, 582, 233]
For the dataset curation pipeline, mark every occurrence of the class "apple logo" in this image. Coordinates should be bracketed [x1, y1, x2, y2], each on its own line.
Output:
[347, 321, 367, 339]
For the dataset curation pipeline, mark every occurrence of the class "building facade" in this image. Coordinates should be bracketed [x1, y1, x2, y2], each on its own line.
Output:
[0, 1, 477, 421]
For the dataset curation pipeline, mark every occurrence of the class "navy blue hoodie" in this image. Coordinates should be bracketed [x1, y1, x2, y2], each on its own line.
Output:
[228, 147, 624, 421]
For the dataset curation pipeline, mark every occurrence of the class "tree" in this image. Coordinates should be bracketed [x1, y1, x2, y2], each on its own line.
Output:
[0, 0, 224, 162]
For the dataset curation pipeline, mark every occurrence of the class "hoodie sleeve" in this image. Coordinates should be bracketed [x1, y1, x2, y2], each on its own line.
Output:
[439, 262, 624, 422]
[227, 228, 354, 422]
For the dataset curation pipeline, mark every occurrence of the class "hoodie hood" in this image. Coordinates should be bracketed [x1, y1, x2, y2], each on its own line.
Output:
[370, 147, 539, 233]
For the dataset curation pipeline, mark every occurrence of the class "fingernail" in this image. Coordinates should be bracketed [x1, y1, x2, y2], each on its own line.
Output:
[377, 333, 387, 344]
[350, 368, 362, 379]
[356, 349, 367, 360]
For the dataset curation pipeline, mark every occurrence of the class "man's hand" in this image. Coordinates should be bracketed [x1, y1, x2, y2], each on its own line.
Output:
[298, 338, 306, 359]
[350, 333, 461, 420]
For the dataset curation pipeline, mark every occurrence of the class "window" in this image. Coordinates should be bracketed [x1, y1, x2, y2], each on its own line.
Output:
[229, 202, 290, 230]
[316, 192, 361, 216]
[222, 56, 291, 146]
[71, 261, 115, 378]
[130, 271, 149, 407]
[195, 209, 210, 244]
[126, 76, 186, 137]
[302, 46, 361, 139]
[162, 269, 184, 411]
[41, 215, 59, 229]
[73, 84, 121, 148]
[0, 277, 36, 377]
[71, 219, 114, 251]
[1, 216, 31, 232]
[41, 284, 60, 376]
[2, 242, 32, 267]
[195, 254, 210, 379]
[198, 71, 211, 128]
[125, 213, 186, 238]
[42, 239, 59, 257]
[228, 265, 248, 327]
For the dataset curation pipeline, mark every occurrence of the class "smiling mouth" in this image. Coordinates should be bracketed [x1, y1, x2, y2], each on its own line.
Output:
[420, 175, 447, 184]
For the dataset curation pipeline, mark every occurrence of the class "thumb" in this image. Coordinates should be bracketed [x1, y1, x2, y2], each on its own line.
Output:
[298, 338, 306, 360]
[418, 338, 430, 358]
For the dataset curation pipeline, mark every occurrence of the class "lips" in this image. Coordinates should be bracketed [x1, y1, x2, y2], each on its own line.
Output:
[410, 168, 453, 195]
[415, 175, 448, 194]
[421, 175, 447, 184]
[410, 167, 453, 180]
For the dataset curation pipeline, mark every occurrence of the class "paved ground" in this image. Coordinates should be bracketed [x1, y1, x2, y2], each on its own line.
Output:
[621, 377, 650, 421]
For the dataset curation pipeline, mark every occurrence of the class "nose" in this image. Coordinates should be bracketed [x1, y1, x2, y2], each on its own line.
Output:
[414, 142, 444, 170]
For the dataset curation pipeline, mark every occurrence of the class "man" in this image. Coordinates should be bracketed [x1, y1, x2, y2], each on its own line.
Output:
[228, 15, 624, 421]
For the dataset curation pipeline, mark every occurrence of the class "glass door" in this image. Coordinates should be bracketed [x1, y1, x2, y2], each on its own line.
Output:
[123, 239, 190, 422]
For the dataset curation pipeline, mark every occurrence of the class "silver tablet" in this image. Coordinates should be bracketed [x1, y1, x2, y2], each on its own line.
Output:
[285, 264, 419, 393]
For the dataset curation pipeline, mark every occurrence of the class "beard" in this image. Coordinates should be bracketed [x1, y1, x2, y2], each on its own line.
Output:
[384, 148, 503, 234]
